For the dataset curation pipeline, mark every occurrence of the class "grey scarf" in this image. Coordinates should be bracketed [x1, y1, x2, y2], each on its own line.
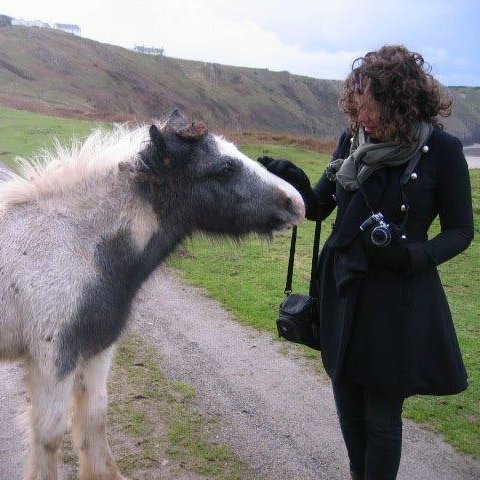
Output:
[326, 122, 433, 191]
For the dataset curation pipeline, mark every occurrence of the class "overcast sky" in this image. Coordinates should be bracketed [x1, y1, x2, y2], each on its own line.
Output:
[2, 0, 479, 86]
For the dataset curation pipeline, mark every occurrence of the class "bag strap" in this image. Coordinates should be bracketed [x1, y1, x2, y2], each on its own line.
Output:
[400, 149, 422, 185]
[309, 221, 322, 297]
[284, 226, 297, 294]
[284, 221, 322, 295]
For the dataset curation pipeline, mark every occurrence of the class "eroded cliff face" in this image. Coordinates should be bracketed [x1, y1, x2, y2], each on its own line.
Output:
[0, 25, 479, 143]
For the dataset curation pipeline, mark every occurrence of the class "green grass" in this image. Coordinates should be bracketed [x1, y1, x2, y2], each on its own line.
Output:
[111, 335, 247, 479]
[1, 107, 479, 458]
[0, 106, 101, 166]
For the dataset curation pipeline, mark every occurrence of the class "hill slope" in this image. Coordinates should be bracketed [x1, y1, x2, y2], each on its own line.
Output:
[0, 25, 479, 143]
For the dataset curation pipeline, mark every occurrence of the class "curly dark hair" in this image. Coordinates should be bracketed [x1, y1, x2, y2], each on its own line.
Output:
[339, 45, 452, 144]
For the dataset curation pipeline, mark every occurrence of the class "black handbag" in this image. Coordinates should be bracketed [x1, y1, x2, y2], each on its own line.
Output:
[276, 221, 322, 350]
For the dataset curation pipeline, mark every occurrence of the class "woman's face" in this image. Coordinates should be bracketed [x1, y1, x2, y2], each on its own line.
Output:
[354, 91, 386, 140]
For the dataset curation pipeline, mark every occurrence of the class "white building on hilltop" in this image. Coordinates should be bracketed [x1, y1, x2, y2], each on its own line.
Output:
[134, 45, 165, 56]
[11, 19, 49, 28]
[53, 23, 81, 36]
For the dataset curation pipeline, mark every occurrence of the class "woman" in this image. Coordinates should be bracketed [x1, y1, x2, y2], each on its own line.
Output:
[259, 45, 474, 480]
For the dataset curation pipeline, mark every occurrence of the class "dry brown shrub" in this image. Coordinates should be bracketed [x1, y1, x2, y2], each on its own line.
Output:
[220, 129, 336, 155]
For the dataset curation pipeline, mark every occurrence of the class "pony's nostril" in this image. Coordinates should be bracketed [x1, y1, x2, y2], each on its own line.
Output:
[275, 188, 305, 221]
[285, 196, 294, 213]
[275, 193, 305, 226]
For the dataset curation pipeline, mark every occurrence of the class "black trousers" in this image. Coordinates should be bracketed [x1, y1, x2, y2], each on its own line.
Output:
[332, 377, 404, 480]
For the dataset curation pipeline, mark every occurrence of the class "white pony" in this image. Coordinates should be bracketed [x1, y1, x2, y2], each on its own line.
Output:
[0, 109, 304, 480]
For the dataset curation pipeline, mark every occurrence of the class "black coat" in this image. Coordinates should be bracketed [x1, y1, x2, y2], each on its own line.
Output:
[313, 127, 474, 398]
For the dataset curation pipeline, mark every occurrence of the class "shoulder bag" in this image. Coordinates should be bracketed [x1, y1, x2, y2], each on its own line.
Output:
[276, 221, 322, 350]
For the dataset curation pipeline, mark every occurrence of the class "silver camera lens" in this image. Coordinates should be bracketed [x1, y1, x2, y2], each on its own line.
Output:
[371, 224, 391, 247]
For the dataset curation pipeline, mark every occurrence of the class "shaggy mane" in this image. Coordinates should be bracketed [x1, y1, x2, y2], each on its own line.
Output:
[0, 123, 151, 207]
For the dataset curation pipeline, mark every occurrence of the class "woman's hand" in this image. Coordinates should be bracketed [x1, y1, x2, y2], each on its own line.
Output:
[258, 156, 312, 196]
[362, 223, 411, 272]
[365, 242, 410, 272]
[258, 156, 321, 219]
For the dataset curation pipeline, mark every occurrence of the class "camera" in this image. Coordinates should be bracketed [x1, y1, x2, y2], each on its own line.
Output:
[360, 212, 391, 247]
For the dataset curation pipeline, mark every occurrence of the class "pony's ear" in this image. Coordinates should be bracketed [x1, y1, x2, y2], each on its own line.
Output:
[165, 108, 208, 141]
[131, 125, 174, 178]
[165, 108, 188, 130]
[149, 124, 167, 158]
[147, 124, 177, 170]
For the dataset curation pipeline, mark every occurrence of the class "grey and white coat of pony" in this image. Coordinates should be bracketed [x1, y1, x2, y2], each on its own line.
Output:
[0, 110, 304, 480]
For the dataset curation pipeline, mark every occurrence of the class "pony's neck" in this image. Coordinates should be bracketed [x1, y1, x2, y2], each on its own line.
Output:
[81, 169, 186, 258]
[85, 172, 185, 294]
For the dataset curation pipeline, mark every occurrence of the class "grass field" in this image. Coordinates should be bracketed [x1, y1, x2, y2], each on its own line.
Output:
[1, 106, 478, 458]
[0, 107, 101, 166]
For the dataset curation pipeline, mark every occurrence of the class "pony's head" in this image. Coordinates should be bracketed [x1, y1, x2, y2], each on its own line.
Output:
[130, 109, 305, 238]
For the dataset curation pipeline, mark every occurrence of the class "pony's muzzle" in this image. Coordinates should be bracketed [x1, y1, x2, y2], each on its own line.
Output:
[286, 195, 305, 225]
[289, 194, 306, 224]
[274, 188, 305, 229]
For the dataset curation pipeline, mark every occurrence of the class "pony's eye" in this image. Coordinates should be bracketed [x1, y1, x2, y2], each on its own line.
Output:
[213, 161, 236, 180]
[221, 162, 235, 175]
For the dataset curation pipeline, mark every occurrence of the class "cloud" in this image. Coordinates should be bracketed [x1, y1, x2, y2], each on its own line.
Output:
[1, 0, 479, 85]
[75, 1, 360, 80]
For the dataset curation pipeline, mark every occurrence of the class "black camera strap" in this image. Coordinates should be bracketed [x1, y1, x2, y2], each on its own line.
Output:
[400, 149, 422, 186]
[398, 149, 423, 230]
[284, 221, 322, 296]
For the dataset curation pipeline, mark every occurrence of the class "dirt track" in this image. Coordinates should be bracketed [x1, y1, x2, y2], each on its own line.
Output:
[1, 267, 479, 480]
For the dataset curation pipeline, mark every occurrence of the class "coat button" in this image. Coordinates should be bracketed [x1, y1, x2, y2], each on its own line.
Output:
[332, 194, 337, 202]
[410, 172, 418, 180]
[400, 204, 407, 212]
[401, 234, 407, 240]
[422, 145, 429, 153]
[350, 137, 354, 143]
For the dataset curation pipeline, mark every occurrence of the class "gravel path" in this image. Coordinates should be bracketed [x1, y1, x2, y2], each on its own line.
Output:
[130, 267, 479, 480]
[0, 363, 28, 480]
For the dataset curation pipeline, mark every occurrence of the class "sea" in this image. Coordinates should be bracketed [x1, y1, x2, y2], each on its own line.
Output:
[464, 143, 480, 169]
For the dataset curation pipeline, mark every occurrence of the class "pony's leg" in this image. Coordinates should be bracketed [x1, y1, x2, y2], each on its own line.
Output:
[72, 347, 126, 480]
[25, 360, 74, 480]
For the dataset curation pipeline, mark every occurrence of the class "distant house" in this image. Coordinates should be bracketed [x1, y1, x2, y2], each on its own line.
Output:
[53, 23, 81, 36]
[133, 45, 164, 56]
[0, 15, 13, 27]
[11, 18, 49, 28]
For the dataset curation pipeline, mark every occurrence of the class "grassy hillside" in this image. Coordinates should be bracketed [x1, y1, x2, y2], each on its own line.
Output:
[446, 86, 480, 143]
[0, 25, 345, 138]
[1, 25, 479, 143]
